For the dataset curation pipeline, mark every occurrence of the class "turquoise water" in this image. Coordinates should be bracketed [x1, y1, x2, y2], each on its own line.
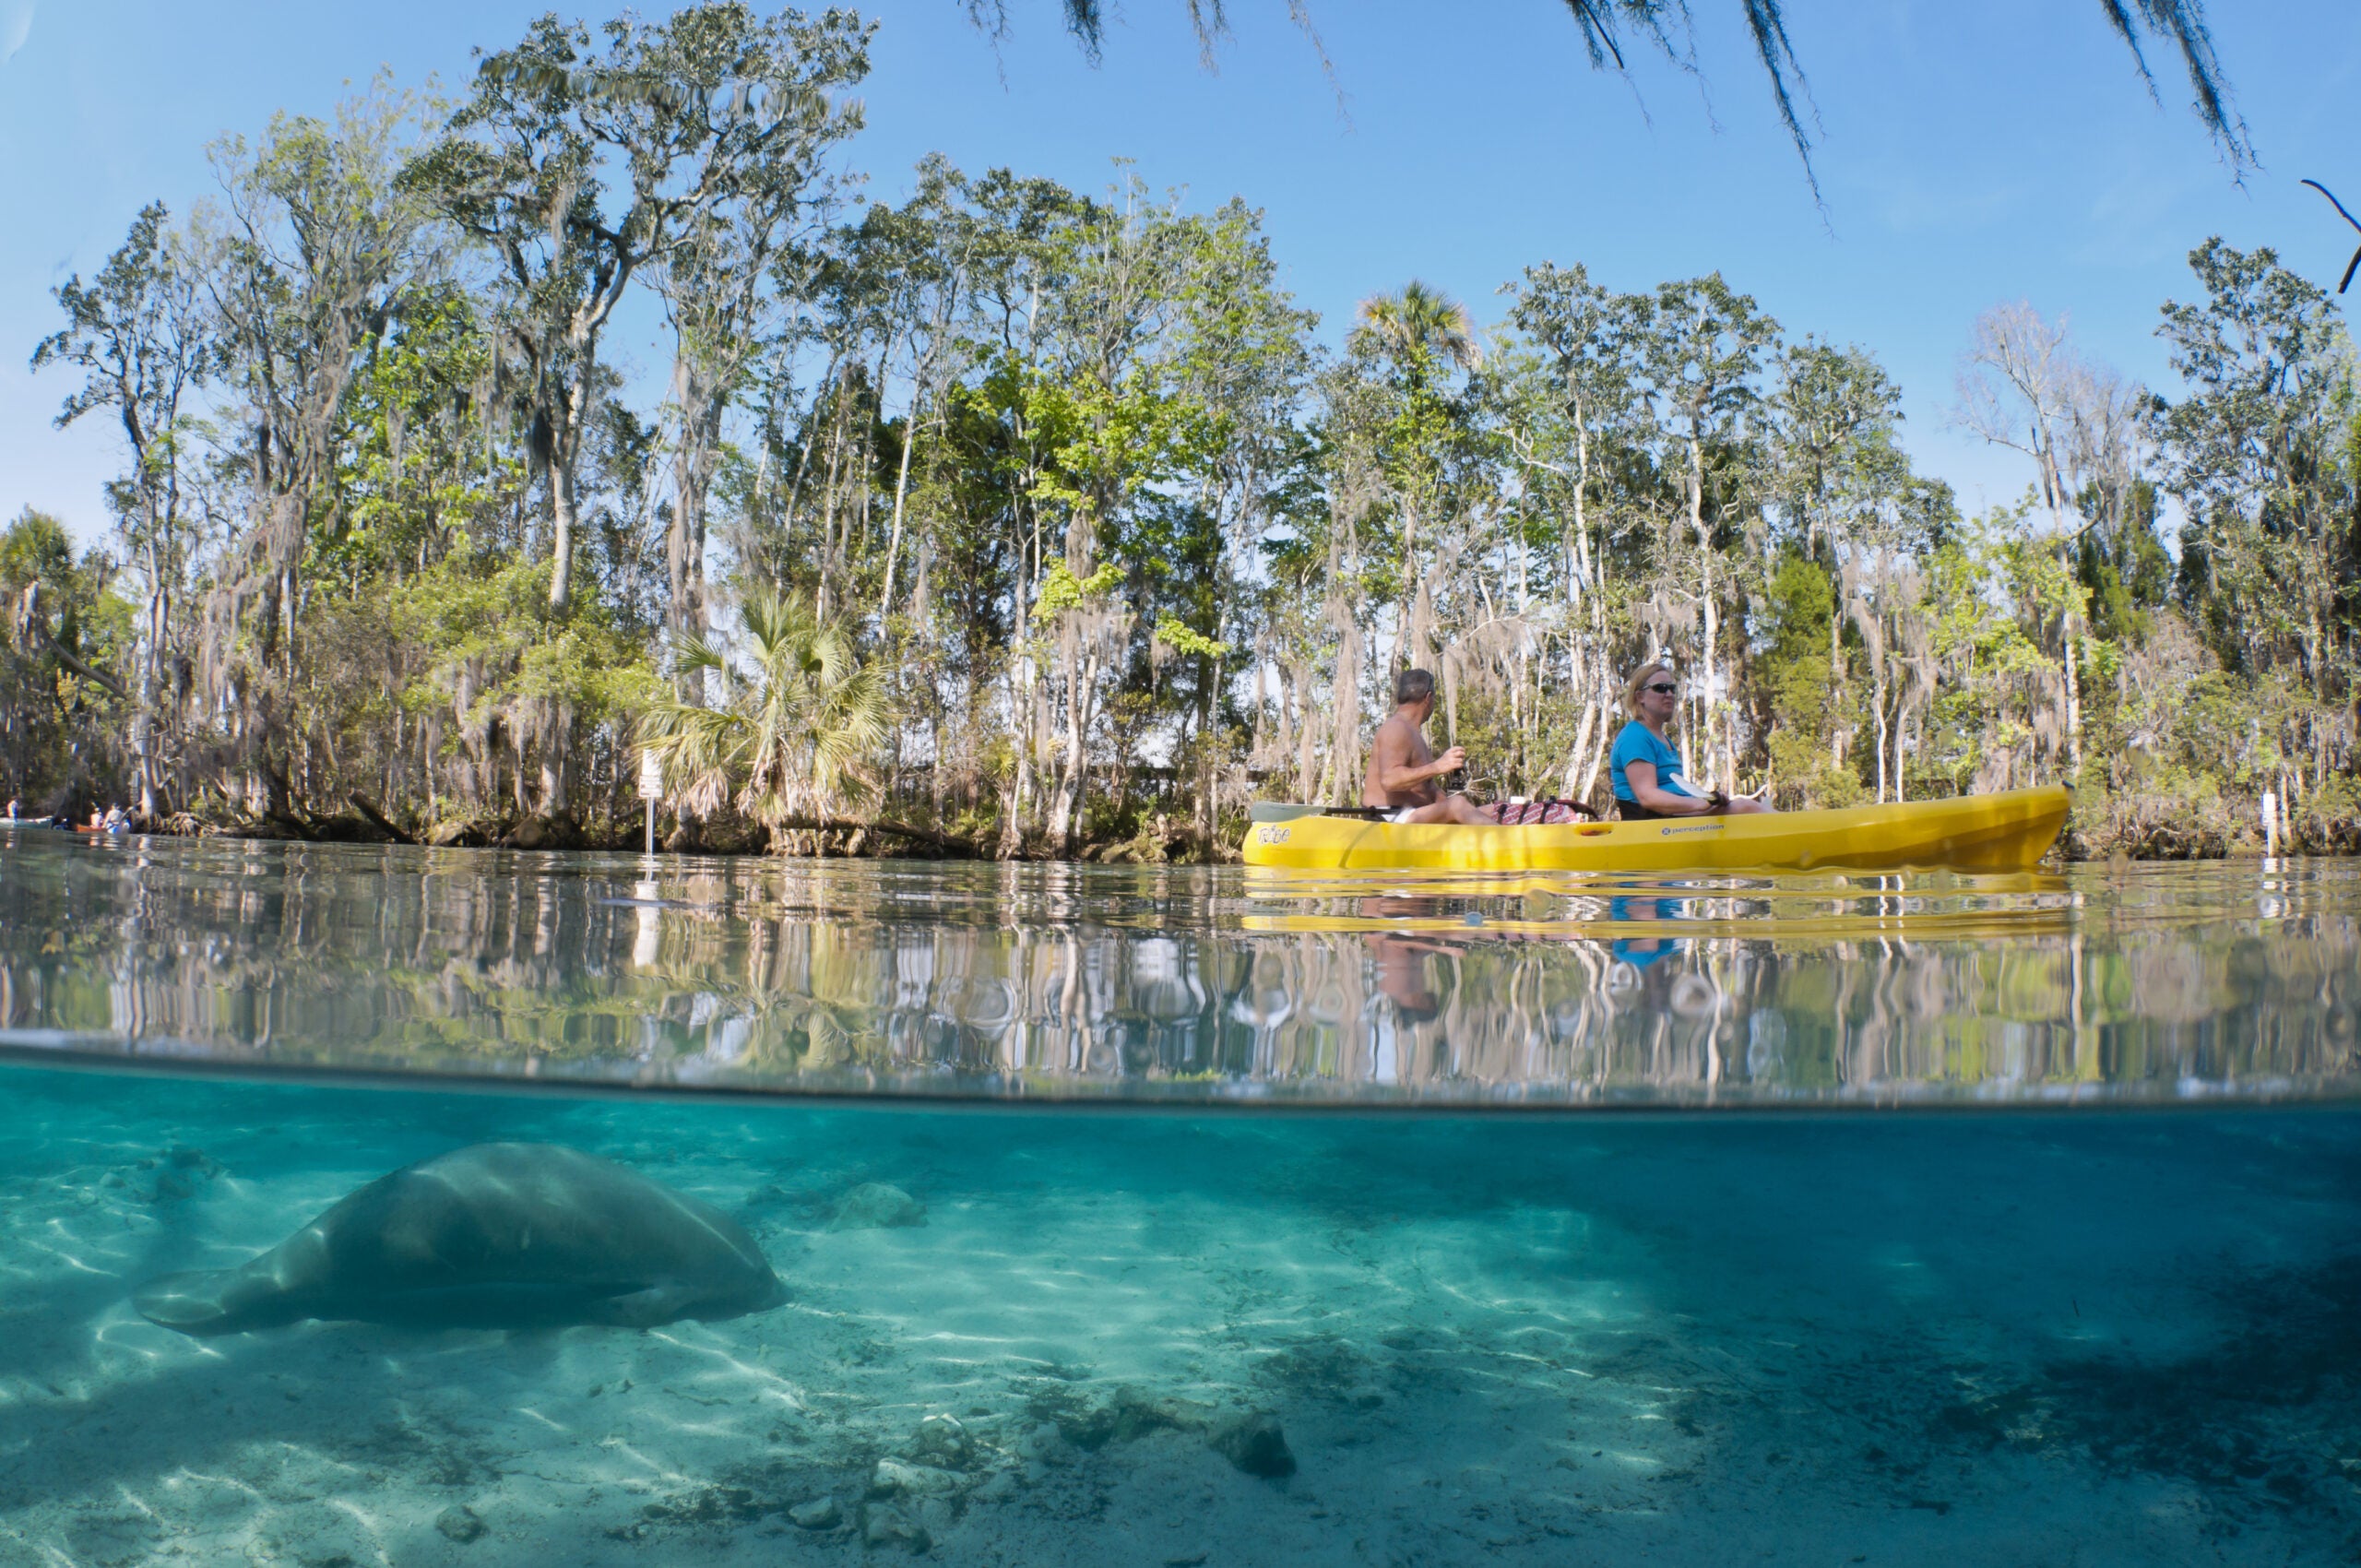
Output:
[3, 833, 2360, 1563]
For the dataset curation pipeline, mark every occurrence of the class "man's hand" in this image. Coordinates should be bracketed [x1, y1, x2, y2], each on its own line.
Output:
[1432, 746, 1466, 778]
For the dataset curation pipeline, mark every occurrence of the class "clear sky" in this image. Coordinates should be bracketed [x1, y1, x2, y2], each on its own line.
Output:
[3, 0, 2356, 549]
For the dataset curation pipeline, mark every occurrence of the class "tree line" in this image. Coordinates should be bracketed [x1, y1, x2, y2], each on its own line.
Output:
[6, 2, 2355, 859]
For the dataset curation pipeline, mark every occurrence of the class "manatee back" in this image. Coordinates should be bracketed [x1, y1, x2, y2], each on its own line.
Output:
[309, 1144, 778, 1312]
[136, 1143, 782, 1335]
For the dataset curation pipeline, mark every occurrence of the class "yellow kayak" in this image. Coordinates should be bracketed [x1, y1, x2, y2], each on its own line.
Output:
[1240, 786, 2070, 873]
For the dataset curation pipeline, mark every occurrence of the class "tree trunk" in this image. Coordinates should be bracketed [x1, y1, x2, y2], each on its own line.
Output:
[136, 535, 167, 819]
[1872, 675, 1890, 802]
[1046, 631, 1097, 856]
[668, 365, 724, 679]
[999, 659, 1034, 860]
[1293, 665, 1320, 802]
[1560, 647, 1596, 798]
[878, 391, 922, 619]
[1198, 654, 1220, 840]
[1687, 432, 1719, 787]
[1323, 606, 1361, 806]
[1893, 696, 1907, 804]
[2062, 625, 2082, 778]
[548, 448, 582, 612]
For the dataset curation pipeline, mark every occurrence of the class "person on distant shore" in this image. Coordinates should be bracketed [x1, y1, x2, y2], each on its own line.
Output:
[4, 799, 17, 823]
[1610, 662, 1771, 821]
[1362, 669, 1495, 826]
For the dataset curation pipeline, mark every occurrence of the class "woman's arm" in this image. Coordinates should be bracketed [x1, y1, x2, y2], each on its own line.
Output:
[1624, 761, 1724, 816]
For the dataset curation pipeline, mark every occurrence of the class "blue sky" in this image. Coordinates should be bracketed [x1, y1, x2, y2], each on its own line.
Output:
[3, 0, 2355, 548]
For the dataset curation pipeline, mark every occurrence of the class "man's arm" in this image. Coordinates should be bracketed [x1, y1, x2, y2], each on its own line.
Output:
[1374, 726, 1465, 799]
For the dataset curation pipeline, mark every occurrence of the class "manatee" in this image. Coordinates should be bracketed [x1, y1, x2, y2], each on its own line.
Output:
[134, 1143, 786, 1336]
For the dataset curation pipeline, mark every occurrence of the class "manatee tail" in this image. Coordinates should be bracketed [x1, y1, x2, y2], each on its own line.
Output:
[135, 1265, 303, 1336]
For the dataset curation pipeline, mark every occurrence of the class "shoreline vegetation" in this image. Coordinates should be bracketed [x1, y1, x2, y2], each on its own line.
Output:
[6, 6, 2356, 865]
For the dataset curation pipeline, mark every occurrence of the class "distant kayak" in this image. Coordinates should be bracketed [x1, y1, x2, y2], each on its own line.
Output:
[1240, 786, 2070, 873]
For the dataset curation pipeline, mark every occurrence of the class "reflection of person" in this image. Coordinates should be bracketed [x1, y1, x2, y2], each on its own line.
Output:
[1358, 896, 1451, 1021]
[1610, 662, 1771, 822]
[1609, 893, 1682, 970]
[1363, 668, 1495, 826]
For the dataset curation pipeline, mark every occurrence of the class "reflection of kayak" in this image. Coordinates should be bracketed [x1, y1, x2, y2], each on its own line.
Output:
[1241, 787, 2070, 873]
[1238, 905, 2074, 942]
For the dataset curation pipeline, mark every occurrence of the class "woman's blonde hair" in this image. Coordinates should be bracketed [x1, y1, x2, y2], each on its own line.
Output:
[1623, 661, 1676, 719]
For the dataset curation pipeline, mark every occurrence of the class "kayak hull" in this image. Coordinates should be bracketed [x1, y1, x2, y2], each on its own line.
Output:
[1240, 786, 2070, 873]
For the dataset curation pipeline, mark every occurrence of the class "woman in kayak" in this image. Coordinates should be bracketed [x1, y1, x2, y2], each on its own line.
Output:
[1610, 662, 1770, 821]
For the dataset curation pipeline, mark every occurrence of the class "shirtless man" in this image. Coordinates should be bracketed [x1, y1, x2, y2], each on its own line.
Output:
[1361, 669, 1495, 826]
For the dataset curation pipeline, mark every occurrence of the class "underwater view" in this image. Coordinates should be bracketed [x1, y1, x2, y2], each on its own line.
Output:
[2, 834, 2359, 1566]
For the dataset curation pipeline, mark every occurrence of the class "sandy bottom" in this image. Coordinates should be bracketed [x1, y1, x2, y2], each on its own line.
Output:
[1, 1065, 2357, 1567]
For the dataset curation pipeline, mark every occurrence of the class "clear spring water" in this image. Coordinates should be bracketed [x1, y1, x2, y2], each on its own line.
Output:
[2, 831, 2358, 1564]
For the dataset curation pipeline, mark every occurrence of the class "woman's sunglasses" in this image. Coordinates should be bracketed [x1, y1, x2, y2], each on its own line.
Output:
[1643, 682, 1678, 695]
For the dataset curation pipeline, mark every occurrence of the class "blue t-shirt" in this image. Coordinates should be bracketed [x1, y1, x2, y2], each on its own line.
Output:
[1609, 721, 1698, 802]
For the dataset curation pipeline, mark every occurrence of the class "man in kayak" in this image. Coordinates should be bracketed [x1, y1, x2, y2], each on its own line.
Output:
[1611, 661, 1771, 820]
[1363, 669, 1496, 825]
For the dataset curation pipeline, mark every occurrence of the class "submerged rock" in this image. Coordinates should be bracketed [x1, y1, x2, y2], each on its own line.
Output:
[1207, 1411, 1296, 1479]
[831, 1182, 926, 1230]
[434, 1504, 486, 1543]
[787, 1496, 841, 1530]
[1043, 1384, 1208, 1450]
[860, 1503, 931, 1552]
[910, 1413, 974, 1468]
[869, 1458, 959, 1499]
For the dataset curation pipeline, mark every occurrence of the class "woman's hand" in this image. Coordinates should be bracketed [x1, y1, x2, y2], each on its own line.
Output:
[1626, 761, 1716, 815]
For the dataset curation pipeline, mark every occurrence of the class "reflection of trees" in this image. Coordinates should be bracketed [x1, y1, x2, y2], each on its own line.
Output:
[0, 840, 2356, 1102]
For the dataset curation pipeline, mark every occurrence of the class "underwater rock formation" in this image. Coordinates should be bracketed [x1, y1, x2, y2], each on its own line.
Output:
[1207, 1411, 1297, 1479]
[132, 1143, 785, 1336]
[831, 1182, 927, 1229]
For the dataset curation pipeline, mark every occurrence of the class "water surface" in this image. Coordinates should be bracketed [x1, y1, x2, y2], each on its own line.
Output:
[1, 831, 2354, 1105]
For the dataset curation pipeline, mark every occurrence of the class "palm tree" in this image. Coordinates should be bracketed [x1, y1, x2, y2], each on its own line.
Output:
[983, 2, 2252, 187]
[1350, 280, 1479, 382]
[640, 588, 888, 830]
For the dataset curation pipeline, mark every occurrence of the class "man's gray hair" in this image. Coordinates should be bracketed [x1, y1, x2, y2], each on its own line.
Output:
[1395, 668, 1436, 707]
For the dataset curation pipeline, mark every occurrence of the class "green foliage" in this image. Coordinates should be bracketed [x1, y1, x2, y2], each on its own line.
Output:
[1152, 613, 1228, 661]
[0, 510, 133, 804]
[393, 550, 659, 732]
[641, 588, 886, 826]
[1031, 559, 1123, 624]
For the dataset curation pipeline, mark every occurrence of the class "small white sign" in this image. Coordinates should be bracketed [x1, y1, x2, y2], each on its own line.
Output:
[637, 750, 665, 802]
